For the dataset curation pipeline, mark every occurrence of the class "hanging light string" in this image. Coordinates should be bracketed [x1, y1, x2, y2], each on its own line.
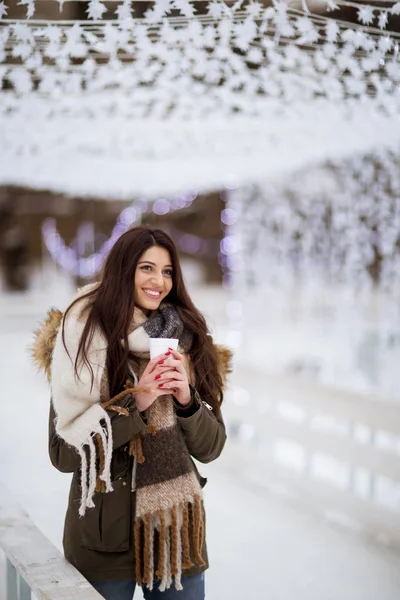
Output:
[41, 193, 197, 277]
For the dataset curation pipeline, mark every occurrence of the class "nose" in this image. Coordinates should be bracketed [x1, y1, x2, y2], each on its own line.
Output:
[150, 270, 164, 288]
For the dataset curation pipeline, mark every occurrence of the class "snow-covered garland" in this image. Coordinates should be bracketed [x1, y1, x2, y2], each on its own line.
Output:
[229, 148, 400, 293]
[0, 0, 400, 112]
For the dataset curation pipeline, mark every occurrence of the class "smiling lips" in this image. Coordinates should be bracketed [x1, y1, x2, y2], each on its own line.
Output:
[143, 288, 162, 298]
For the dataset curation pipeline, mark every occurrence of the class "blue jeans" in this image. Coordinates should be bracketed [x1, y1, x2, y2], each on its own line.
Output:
[90, 573, 205, 600]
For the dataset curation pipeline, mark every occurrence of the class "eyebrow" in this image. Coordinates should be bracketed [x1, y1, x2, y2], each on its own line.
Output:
[138, 261, 173, 268]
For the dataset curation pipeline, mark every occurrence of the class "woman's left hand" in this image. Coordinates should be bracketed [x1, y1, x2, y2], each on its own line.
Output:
[156, 348, 191, 406]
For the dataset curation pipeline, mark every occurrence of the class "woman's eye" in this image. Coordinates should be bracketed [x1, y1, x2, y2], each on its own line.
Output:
[140, 265, 172, 276]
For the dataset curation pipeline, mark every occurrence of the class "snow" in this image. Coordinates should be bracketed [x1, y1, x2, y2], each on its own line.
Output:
[1, 98, 400, 198]
[1, 268, 400, 599]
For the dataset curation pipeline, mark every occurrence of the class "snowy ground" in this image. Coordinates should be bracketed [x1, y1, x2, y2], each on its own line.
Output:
[1, 267, 400, 599]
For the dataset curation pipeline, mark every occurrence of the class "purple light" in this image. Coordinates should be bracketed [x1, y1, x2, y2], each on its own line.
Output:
[218, 253, 229, 267]
[221, 208, 238, 226]
[120, 207, 137, 225]
[173, 198, 188, 209]
[224, 177, 239, 190]
[42, 192, 199, 277]
[153, 199, 170, 215]
[181, 192, 197, 203]
[42, 205, 138, 276]
[220, 236, 237, 255]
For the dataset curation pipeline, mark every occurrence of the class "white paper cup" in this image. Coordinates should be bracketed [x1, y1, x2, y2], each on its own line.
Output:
[149, 337, 179, 359]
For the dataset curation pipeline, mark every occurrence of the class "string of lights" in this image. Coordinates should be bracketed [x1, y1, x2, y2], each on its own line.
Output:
[41, 192, 197, 276]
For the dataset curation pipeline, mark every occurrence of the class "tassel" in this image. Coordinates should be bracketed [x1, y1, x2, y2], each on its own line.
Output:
[148, 423, 158, 436]
[156, 510, 167, 581]
[135, 435, 145, 464]
[193, 496, 206, 567]
[131, 452, 138, 492]
[174, 506, 183, 591]
[78, 447, 88, 517]
[142, 514, 155, 591]
[159, 524, 171, 592]
[143, 514, 152, 585]
[100, 387, 133, 410]
[100, 386, 150, 411]
[95, 434, 106, 493]
[171, 507, 179, 577]
[129, 439, 135, 456]
[129, 435, 145, 464]
[86, 436, 97, 508]
[148, 514, 155, 590]
[181, 502, 194, 569]
[166, 526, 173, 591]
[98, 414, 113, 493]
[108, 405, 129, 416]
[134, 520, 142, 587]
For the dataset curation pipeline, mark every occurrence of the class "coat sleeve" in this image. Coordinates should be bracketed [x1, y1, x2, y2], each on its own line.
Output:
[175, 386, 227, 464]
[48, 400, 81, 473]
[48, 394, 148, 473]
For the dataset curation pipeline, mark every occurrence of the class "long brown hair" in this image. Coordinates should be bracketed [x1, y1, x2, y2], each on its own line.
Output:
[62, 225, 223, 412]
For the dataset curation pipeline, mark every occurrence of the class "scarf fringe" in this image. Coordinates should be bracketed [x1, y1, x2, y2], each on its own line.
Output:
[99, 411, 114, 493]
[136, 496, 205, 592]
[78, 416, 114, 516]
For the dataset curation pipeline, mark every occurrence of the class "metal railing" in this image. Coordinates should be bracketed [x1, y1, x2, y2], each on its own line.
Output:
[5, 559, 30, 600]
[0, 483, 102, 600]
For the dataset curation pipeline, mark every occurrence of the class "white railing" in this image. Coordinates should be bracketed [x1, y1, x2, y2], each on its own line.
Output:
[0, 483, 102, 600]
[227, 365, 400, 550]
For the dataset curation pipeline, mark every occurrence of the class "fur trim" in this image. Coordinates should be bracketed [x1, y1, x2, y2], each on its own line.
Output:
[32, 307, 233, 386]
[216, 344, 233, 388]
[31, 308, 63, 381]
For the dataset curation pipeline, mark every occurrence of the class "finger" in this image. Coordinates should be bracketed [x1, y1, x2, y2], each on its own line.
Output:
[153, 361, 186, 380]
[163, 359, 183, 370]
[165, 358, 187, 376]
[156, 379, 176, 391]
[156, 371, 185, 382]
[152, 363, 183, 378]
[157, 378, 176, 387]
[145, 352, 171, 375]
[167, 348, 184, 361]
[159, 380, 185, 390]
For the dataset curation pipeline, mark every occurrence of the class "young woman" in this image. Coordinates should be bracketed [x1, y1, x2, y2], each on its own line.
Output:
[33, 226, 230, 600]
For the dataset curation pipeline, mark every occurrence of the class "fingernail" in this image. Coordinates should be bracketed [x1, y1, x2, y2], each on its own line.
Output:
[158, 383, 163, 388]
[168, 347, 174, 351]
[157, 360, 164, 365]
[155, 374, 161, 380]
[165, 352, 171, 356]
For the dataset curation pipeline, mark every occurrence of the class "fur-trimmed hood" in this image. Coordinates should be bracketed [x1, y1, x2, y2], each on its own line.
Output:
[32, 307, 232, 387]
[32, 307, 63, 382]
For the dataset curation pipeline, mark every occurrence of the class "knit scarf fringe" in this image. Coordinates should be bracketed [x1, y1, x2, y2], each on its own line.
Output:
[78, 411, 114, 516]
[80, 384, 148, 513]
[134, 496, 206, 592]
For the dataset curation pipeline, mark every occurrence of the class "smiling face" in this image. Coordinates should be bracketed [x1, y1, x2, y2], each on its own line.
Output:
[134, 245, 174, 314]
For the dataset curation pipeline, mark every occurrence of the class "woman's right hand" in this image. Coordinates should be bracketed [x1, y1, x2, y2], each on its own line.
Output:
[135, 352, 174, 412]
